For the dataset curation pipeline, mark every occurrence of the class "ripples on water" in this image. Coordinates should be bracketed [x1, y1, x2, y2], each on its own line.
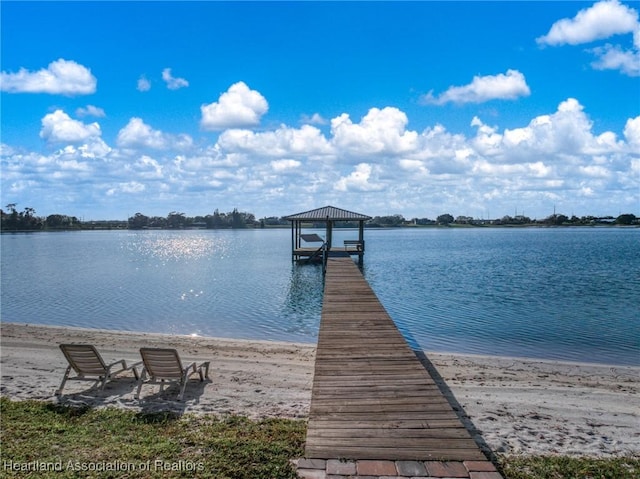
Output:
[364, 228, 640, 365]
[1, 227, 638, 365]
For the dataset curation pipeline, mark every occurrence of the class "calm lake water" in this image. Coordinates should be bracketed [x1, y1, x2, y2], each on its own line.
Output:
[1, 228, 638, 366]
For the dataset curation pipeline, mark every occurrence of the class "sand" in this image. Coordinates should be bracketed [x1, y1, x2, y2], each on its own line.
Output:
[1, 322, 638, 458]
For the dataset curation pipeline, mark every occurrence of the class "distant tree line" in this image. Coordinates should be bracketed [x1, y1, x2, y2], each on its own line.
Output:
[1, 204, 83, 231]
[369, 212, 639, 227]
[0, 205, 275, 231]
[127, 209, 260, 229]
[1, 203, 638, 232]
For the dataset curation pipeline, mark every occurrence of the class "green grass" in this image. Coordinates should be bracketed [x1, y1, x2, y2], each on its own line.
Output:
[0, 398, 305, 478]
[498, 455, 640, 479]
[1, 398, 638, 479]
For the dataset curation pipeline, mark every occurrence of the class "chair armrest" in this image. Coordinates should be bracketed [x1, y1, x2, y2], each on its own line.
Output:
[184, 362, 197, 374]
[106, 359, 127, 374]
[127, 361, 143, 380]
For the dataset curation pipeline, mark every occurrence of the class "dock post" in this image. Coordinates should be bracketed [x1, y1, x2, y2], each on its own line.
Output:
[358, 220, 365, 265]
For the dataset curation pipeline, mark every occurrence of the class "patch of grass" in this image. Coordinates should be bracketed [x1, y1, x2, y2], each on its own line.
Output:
[498, 455, 640, 479]
[0, 398, 305, 478]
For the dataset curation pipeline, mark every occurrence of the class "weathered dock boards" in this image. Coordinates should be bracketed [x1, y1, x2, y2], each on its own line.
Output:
[305, 257, 486, 461]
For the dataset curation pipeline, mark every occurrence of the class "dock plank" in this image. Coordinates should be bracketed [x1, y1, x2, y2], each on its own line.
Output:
[304, 257, 486, 462]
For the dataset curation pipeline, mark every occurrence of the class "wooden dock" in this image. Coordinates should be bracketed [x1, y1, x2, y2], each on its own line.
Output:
[305, 257, 487, 461]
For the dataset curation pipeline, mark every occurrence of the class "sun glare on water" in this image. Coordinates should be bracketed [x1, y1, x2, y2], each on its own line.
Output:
[125, 233, 231, 262]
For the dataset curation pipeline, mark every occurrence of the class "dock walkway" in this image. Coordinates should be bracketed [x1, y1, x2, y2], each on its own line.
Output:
[298, 258, 502, 479]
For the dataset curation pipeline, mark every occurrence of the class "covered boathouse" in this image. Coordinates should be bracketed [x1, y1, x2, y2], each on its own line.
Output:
[283, 205, 372, 266]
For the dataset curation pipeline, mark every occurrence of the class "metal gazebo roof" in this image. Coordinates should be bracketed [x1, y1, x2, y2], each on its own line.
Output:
[283, 205, 371, 222]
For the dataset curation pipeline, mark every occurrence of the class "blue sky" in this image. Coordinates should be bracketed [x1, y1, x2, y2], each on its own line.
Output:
[1, 1, 639, 220]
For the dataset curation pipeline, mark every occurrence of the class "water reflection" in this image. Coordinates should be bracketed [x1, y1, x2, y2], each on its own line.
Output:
[122, 231, 230, 263]
[282, 263, 324, 336]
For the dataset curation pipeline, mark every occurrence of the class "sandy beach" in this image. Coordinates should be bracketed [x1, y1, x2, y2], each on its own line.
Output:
[1, 322, 638, 458]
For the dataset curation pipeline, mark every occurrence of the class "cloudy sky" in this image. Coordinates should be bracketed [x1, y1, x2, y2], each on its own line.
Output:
[1, 1, 639, 220]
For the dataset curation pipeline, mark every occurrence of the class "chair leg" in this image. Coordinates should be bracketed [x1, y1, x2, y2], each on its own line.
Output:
[99, 375, 109, 391]
[178, 376, 188, 401]
[196, 362, 210, 381]
[134, 369, 146, 399]
[55, 366, 72, 396]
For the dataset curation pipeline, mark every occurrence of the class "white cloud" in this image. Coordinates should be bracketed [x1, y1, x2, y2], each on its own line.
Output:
[301, 113, 328, 125]
[57, 157, 92, 172]
[511, 99, 588, 153]
[201, 99, 636, 215]
[334, 163, 384, 192]
[56, 141, 111, 160]
[218, 124, 332, 158]
[4, 96, 639, 220]
[623, 116, 640, 151]
[6, 179, 40, 194]
[472, 159, 540, 177]
[200, 82, 268, 130]
[40, 110, 102, 143]
[471, 117, 504, 156]
[538, 0, 640, 76]
[0, 59, 96, 95]
[116, 118, 193, 151]
[107, 181, 146, 196]
[537, 0, 638, 46]
[76, 105, 106, 118]
[580, 164, 612, 178]
[398, 159, 430, 178]
[137, 75, 151, 92]
[472, 98, 622, 163]
[270, 159, 301, 172]
[162, 68, 189, 90]
[125, 155, 164, 180]
[422, 70, 531, 105]
[590, 43, 640, 76]
[330, 107, 418, 156]
[412, 124, 469, 166]
[117, 118, 167, 149]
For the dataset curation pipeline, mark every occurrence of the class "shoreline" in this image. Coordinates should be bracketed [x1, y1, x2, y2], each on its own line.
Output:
[5, 321, 636, 369]
[1, 322, 638, 458]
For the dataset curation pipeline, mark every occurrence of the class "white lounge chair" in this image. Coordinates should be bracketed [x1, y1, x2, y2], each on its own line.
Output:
[135, 348, 210, 401]
[56, 344, 140, 395]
